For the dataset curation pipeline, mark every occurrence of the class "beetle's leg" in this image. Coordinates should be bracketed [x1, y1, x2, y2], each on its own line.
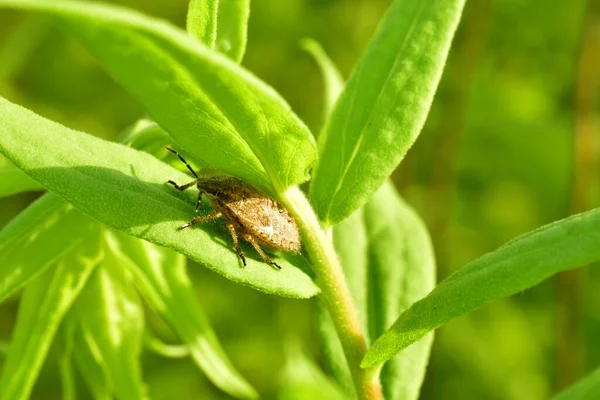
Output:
[194, 191, 203, 213]
[165, 146, 199, 177]
[167, 179, 197, 191]
[242, 234, 281, 270]
[226, 223, 246, 267]
[178, 211, 222, 230]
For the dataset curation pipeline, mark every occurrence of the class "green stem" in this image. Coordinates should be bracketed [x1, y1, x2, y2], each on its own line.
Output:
[281, 186, 383, 400]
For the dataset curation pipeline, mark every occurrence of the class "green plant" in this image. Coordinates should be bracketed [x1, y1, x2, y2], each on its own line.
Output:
[0, 1, 599, 399]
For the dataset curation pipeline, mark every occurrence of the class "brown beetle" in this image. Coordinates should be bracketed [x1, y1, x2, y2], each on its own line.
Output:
[165, 147, 301, 269]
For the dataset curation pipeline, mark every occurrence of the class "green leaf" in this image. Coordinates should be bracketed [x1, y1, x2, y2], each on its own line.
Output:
[553, 367, 600, 400]
[361, 182, 435, 400]
[0, 0, 316, 192]
[71, 240, 147, 400]
[309, 0, 466, 226]
[186, 0, 218, 48]
[72, 331, 112, 400]
[278, 342, 347, 400]
[187, 0, 250, 63]
[362, 207, 600, 368]
[109, 231, 258, 399]
[325, 181, 435, 399]
[0, 234, 102, 400]
[0, 153, 43, 197]
[315, 300, 355, 397]
[0, 193, 99, 303]
[0, 96, 318, 299]
[300, 39, 344, 118]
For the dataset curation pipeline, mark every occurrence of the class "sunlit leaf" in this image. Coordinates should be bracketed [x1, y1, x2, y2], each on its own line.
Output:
[72, 243, 147, 400]
[110, 231, 258, 399]
[363, 207, 600, 368]
[310, 0, 466, 226]
[0, 0, 316, 193]
[278, 342, 346, 400]
[300, 39, 344, 118]
[0, 234, 102, 400]
[187, 0, 250, 63]
[0, 96, 319, 298]
[0, 154, 42, 197]
[325, 182, 435, 399]
[0, 193, 99, 304]
[553, 366, 600, 400]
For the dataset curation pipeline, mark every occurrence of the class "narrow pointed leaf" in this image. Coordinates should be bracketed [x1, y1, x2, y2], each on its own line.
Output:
[278, 342, 346, 400]
[73, 248, 147, 400]
[0, 193, 99, 303]
[110, 231, 258, 399]
[187, 0, 250, 63]
[326, 182, 435, 399]
[310, 0, 466, 226]
[186, 0, 218, 47]
[0, 154, 43, 197]
[363, 207, 600, 368]
[0, 234, 102, 400]
[0, 0, 316, 192]
[300, 39, 344, 118]
[553, 367, 600, 400]
[0, 97, 318, 298]
[72, 331, 112, 400]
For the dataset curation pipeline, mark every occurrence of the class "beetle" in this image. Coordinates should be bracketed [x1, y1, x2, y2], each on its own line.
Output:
[165, 146, 301, 269]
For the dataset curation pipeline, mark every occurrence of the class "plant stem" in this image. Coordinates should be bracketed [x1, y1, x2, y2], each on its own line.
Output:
[282, 186, 383, 400]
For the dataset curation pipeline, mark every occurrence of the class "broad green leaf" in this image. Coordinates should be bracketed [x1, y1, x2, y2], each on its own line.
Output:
[323, 182, 435, 399]
[0, 96, 319, 298]
[72, 244, 147, 400]
[0, 234, 102, 400]
[300, 39, 344, 118]
[187, 0, 250, 63]
[278, 342, 346, 400]
[310, 0, 466, 226]
[362, 207, 600, 368]
[553, 367, 600, 400]
[109, 231, 258, 399]
[0, 0, 316, 193]
[0, 193, 99, 303]
[0, 153, 43, 197]
[361, 182, 434, 400]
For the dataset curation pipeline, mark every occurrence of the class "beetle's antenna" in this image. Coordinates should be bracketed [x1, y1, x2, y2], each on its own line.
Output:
[166, 146, 198, 178]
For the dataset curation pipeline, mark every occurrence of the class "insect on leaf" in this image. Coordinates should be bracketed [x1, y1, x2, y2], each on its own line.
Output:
[0, 96, 319, 299]
[0, 233, 102, 400]
[0, 0, 316, 193]
[310, 0, 466, 226]
[362, 207, 600, 368]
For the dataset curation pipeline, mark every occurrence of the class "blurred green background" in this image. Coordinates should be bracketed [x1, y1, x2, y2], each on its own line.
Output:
[1, 0, 599, 399]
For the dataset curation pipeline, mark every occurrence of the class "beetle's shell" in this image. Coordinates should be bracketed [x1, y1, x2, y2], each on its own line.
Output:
[198, 177, 301, 252]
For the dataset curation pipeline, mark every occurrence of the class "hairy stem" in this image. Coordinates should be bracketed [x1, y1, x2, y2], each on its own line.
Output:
[281, 186, 383, 400]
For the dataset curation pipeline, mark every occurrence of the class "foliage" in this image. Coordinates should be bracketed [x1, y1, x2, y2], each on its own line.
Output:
[0, 0, 598, 399]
